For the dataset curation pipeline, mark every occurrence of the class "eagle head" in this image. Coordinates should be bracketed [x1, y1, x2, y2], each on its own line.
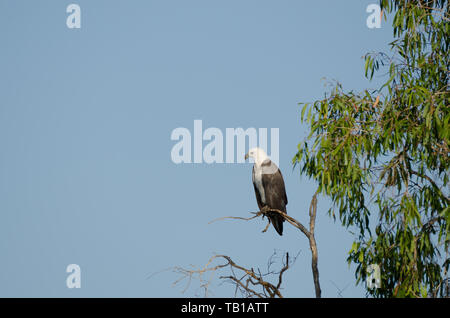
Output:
[245, 147, 268, 165]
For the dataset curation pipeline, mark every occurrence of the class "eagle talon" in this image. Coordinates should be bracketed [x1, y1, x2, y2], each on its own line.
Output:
[262, 221, 271, 233]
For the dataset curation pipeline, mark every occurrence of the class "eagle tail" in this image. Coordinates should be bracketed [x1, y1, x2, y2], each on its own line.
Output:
[271, 215, 284, 236]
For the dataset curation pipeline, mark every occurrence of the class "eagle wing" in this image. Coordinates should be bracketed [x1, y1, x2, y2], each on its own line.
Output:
[259, 161, 288, 235]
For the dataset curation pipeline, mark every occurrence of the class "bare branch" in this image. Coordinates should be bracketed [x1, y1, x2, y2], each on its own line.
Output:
[167, 191, 322, 298]
[209, 190, 322, 297]
[170, 252, 295, 298]
[209, 213, 260, 224]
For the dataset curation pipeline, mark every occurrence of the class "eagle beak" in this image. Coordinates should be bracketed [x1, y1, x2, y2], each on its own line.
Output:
[244, 153, 249, 161]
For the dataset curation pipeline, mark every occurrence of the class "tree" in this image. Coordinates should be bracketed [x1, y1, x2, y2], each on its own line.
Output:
[293, 0, 449, 297]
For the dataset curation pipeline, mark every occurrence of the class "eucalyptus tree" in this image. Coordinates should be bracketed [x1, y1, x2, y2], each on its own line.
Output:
[294, 0, 449, 297]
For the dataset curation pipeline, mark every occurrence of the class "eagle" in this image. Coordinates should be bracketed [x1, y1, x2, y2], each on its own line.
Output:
[245, 147, 288, 236]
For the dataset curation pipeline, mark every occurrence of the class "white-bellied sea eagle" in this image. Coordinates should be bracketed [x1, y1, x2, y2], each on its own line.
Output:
[245, 147, 288, 236]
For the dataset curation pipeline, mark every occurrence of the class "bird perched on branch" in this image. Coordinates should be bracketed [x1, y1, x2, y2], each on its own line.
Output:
[245, 147, 288, 236]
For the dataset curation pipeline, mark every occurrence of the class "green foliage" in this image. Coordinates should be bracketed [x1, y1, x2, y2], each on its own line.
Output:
[294, 0, 449, 297]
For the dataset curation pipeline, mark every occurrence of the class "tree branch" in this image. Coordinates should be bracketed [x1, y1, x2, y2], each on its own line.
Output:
[210, 191, 322, 298]
[170, 252, 295, 298]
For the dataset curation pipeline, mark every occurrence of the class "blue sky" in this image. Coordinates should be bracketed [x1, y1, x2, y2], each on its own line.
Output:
[0, 0, 394, 297]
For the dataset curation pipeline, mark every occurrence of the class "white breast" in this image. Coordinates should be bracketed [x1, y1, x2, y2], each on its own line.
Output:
[253, 164, 266, 204]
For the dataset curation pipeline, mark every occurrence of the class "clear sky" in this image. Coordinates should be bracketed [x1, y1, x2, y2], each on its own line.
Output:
[0, 0, 394, 297]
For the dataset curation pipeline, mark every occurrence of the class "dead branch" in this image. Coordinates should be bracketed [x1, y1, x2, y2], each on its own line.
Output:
[167, 191, 321, 298]
[170, 251, 297, 298]
[210, 191, 322, 298]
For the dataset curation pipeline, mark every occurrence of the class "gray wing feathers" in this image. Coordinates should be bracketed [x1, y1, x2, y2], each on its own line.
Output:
[252, 160, 288, 236]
